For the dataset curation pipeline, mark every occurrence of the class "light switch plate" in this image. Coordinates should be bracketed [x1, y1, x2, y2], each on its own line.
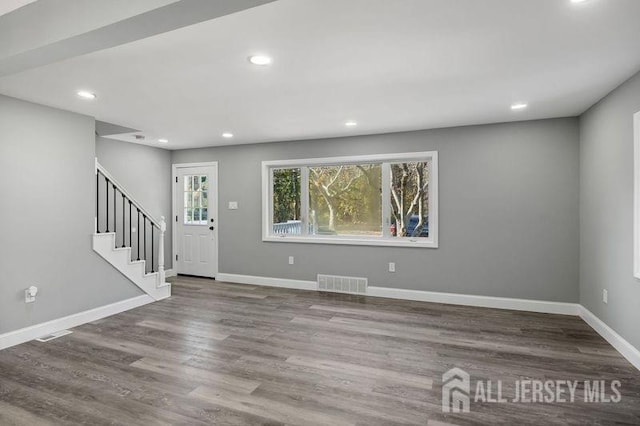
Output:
[228, 201, 238, 210]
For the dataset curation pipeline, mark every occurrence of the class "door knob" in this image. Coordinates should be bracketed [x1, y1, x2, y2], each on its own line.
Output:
[209, 226, 214, 231]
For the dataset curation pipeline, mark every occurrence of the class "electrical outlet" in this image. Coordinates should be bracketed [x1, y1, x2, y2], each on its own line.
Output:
[388, 262, 396, 273]
[603, 289, 608, 304]
[288, 256, 294, 265]
[25, 286, 38, 303]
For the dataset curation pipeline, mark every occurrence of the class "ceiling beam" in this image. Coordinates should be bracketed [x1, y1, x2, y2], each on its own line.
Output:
[0, 0, 37, 18]
[0, 0, 277, 77]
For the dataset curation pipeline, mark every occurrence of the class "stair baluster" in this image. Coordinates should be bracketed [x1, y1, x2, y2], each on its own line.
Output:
[121, 192, 126, 248]
[129, 200, 132, 252]
[113, 184, 117, 244]
[143, 216, 147, 272]
[105, 177, 110, 233]
[151, 225, 155, 273]
[137, 209, 141, 261]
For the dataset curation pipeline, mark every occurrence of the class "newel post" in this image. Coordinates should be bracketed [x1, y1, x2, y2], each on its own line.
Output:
[158, 216, 166, 285]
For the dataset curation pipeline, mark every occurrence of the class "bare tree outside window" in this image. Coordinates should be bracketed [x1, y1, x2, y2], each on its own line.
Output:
[309, 164, 381, 236]
[390, 161, 429, 237]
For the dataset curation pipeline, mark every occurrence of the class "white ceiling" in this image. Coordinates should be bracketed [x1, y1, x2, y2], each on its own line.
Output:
[1, 0, 640, 149]
[0, 0, 37, 17]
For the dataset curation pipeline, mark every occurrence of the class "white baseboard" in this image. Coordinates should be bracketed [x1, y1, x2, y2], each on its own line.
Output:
[216, 273, 578, 315]
[4, 273, 637, 373]
[578, 306, 640, 371]
[0, 294, 154, 351]
[368, 286, 580, 315]
[217, 273, 317, 290]
[165, 269, 177, 278]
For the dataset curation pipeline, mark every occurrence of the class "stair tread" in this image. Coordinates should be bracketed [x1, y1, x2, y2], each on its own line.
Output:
[93, 226, 170, 301]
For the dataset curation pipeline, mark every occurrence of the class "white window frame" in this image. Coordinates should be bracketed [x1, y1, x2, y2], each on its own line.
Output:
[262, 151, 439, 248]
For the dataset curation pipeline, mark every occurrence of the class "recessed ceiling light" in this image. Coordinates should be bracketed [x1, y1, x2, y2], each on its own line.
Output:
[345, 121, 358, 127]
[77, 90, 96, 100]
[222, 132, 234, 138]
[511, 103, 528, 111]
[570, 0, 588, 3]
[158, 138, 169, 143]
[248, 55, 272, 66]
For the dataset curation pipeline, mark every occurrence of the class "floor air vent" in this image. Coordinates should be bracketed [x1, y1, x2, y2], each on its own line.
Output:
[317, 274, 368, 295]
[35, 330, 72, 342]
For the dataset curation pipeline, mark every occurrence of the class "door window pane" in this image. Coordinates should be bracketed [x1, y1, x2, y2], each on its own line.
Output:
[184, 174, 208, 225]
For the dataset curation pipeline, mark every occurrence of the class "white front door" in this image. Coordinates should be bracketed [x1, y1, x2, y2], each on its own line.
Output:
[175, 164, 218, 278]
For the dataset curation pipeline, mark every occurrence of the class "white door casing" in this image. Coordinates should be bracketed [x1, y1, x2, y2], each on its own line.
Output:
[173, 163, 218, 278]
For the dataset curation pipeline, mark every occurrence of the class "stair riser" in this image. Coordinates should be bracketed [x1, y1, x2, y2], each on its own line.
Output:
[93, 233, 170, 301]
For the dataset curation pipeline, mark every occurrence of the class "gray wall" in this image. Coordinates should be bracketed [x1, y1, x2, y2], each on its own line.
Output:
[580, 70, 640, 349]
[0, 95, 142, 335]
[96, 137, 173, 269]
[173, 118, 580, 302]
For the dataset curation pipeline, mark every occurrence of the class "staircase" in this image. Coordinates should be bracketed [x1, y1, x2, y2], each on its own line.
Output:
[92, 160, 171, 301]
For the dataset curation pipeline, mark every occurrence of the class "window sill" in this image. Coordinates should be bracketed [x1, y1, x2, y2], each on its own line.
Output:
[262, 235, 438, 248]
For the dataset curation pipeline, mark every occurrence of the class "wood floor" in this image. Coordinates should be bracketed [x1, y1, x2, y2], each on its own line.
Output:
[1, 277, 639, 425]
